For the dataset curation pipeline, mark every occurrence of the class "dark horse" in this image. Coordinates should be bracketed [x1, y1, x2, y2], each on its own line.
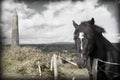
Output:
[72, 18, 120, 80]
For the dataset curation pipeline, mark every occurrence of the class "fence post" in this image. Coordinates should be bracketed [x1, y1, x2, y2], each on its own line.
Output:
[37, 61, 42, 76]
[50, 56, 53, 71]
[53, 54, 58, 80]
[92, 59, 98, 80]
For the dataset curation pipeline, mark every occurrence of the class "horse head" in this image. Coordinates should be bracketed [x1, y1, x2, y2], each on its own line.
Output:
[73, 18, 105, 68]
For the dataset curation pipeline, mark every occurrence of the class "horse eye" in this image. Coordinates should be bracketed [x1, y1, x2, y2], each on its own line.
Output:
[74, 34, 78, 40]
[85, 34, 92, 40]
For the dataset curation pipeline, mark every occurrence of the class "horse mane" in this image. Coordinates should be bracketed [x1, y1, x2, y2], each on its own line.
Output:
[93, 25, 119, 52]
[94, 25, 105, 33]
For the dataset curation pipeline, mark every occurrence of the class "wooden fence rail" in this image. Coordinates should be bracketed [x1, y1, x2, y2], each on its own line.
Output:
[50, 54, 81, 80]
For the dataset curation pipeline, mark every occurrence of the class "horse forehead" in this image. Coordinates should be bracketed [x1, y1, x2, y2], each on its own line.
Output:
[79, 32, 84, 38]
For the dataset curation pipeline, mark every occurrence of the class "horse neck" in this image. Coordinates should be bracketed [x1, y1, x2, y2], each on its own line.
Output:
[93, 34, 107, 60]
[93, 33, 119, 63]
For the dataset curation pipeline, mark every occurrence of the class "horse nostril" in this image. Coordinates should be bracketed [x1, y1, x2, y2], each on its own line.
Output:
[84, 58, 86, 62]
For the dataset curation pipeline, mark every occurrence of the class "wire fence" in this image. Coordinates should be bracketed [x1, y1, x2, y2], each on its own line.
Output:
[50, 54, 120, 80]
[98, 59, 120, 65]
[97, 59, 120, 77]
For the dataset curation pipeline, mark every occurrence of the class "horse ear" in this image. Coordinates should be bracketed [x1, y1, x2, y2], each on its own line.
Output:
[90, 18, 95, 25]
[72, 20, 78, 29]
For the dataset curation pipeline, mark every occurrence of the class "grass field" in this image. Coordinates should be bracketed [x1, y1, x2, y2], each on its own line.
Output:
[0, 44, 90, 80]
[1, 43, 119, 80]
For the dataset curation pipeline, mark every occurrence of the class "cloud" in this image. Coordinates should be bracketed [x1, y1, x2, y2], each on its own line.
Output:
[1, 0, 119, 44]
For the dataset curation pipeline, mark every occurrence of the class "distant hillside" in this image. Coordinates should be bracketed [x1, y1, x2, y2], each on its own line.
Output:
[19, 42, 119, 53]
[20, 43, 76, 53]
[3, 42, 119, 53]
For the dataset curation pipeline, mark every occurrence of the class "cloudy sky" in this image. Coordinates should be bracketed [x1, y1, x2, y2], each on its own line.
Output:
[1, 0, 120, 44]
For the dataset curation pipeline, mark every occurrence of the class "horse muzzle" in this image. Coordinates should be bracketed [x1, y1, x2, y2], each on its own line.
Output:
[77, 58, 87, 68]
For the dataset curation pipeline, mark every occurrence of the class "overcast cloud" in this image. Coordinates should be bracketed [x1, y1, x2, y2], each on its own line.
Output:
[1, 0, 120, 44]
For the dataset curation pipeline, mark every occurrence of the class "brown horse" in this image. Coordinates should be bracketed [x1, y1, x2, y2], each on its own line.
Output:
[73, 18, 120, 80]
